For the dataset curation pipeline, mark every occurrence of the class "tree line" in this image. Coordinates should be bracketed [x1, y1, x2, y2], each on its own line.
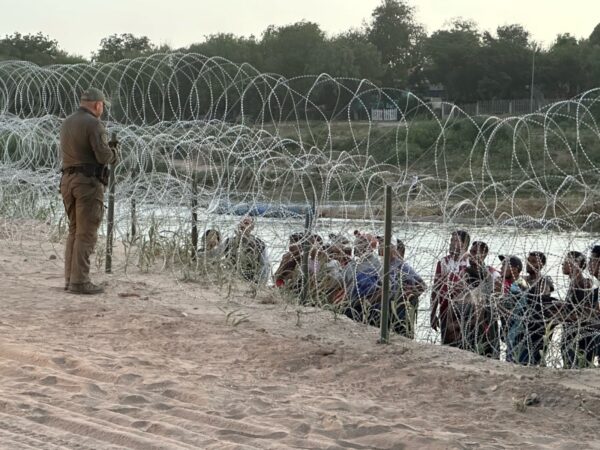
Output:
[1, 0, 600, 103]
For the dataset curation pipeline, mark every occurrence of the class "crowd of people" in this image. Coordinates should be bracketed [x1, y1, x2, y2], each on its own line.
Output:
[198, 218, 600, 369]
[56, 87, 600, 368]
[430, 231, 600, 368]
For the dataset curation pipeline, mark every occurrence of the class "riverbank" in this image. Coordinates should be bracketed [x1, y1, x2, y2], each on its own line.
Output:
[0, 220, 599, 449]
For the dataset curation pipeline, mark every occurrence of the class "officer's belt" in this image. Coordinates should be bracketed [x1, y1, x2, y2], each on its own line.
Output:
[61, 164, 105, 178]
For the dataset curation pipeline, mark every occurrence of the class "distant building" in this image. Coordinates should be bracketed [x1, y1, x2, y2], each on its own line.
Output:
[367, 84, 447, 121]
[424, 83, 446, 113]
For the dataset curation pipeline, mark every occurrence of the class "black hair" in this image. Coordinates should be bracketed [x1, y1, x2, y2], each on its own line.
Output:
[453, 230, 470, 246]
[396, 239, 406, 252]
[499, 255, 523, 272]
[591, 245, 600, 258]
[528, 251, 547, 266]
[507, 256, 523, 272]
[566, 251, 587, 269]
[204, 229, 220, 239]
[289, 233, 304, 244]
[311, 234, 323, 244]
[471, 241, 489, 254]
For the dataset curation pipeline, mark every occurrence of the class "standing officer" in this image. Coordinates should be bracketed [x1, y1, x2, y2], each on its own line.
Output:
[60, 88, 117, 294]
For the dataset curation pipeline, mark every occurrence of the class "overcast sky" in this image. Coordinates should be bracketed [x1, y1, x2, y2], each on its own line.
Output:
[1, 0, 598, 57]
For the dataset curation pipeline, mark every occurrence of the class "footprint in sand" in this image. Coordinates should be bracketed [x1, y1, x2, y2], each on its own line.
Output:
[19, 391, 49, 398]
[151, 403, 174, 411]
[39, 376, 57, 386]
[51, 356, 79, 369]
[216, 429, 289, 440]
[223, 412, 247, 420]
[109, 406, 141, 414]
[123, 356, 152, 367]
[363, 406, 383, 415]
[27, 407, 50, 425]
[200, 374, 219, 382]
[343, 424, 393, 439]
[85, 383, 108, 398]
[321, 415, 344, 432]
[293, 423, 311, 436]
[249, 398, 272, 410]
[320, 399, 352, 412]
[143, 380, 176, 391]
[116, 373, 144, 385]
[131, 420, 151, 429]
[120, 394, 150, 405]
[160, 388, 204, 403]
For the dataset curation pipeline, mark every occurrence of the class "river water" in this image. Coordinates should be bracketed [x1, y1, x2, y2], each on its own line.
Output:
[123, 203, 598, 302]
[90, 201, 600, 366]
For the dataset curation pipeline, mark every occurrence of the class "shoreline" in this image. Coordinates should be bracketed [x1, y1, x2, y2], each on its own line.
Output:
[0, 220, 599, 448]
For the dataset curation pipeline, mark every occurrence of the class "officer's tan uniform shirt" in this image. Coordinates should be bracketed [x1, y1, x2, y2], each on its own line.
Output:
[60, 107, 115, 168]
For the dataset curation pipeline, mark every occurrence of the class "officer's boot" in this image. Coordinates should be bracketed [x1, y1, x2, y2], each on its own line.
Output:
[68, 281, 105, 295]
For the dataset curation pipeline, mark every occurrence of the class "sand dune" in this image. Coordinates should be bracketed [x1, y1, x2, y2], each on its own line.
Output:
[1, 226, 600, 449]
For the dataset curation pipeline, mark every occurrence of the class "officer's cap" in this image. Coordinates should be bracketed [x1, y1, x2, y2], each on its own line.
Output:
[81, 88, 111, 107]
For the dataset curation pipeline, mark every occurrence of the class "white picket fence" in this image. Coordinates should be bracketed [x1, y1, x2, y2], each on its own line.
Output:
[372, 98, 578, 121]
[457, 99, 565, 116]
[371, 108, 398, 121]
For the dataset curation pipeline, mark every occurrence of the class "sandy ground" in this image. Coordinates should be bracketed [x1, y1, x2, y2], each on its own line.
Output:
[1, 224, 600, 449]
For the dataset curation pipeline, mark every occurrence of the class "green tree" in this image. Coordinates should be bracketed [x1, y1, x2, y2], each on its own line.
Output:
[300, 38, 368, 118]
[496, 24, 530, 47]
[590, 23, 600, 46]
[367, 0, 425, 89]
[584, 43, 600, 88]
[260, 21, 326, 77]
[478, 24, 532, 99]
[538, 34, 588, 97]
[0, 32, 85, 65]
[93, 33, 157, 63]
[187, 33, 263, 68]
[585, 25, 600, 90]
[331, 31, 384, 82]
[424, 20, 483, 102]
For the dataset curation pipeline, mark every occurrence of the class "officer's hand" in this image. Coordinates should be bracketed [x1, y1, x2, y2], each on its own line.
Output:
[108, 138, 119, 149]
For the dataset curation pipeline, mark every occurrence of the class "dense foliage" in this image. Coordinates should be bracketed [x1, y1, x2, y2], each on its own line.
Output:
[1, 0, 599, 103]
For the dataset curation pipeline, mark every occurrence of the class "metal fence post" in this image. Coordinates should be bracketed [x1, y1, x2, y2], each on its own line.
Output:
[300, 197, 315, 304]
[105, 132, 117, 274]
[191, 176, 198, 261]
[129, 199, 135, 238]
[379, 185, 393, 343]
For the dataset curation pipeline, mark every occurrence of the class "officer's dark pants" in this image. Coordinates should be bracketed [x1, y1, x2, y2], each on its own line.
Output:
[60, 173, 104, 285]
